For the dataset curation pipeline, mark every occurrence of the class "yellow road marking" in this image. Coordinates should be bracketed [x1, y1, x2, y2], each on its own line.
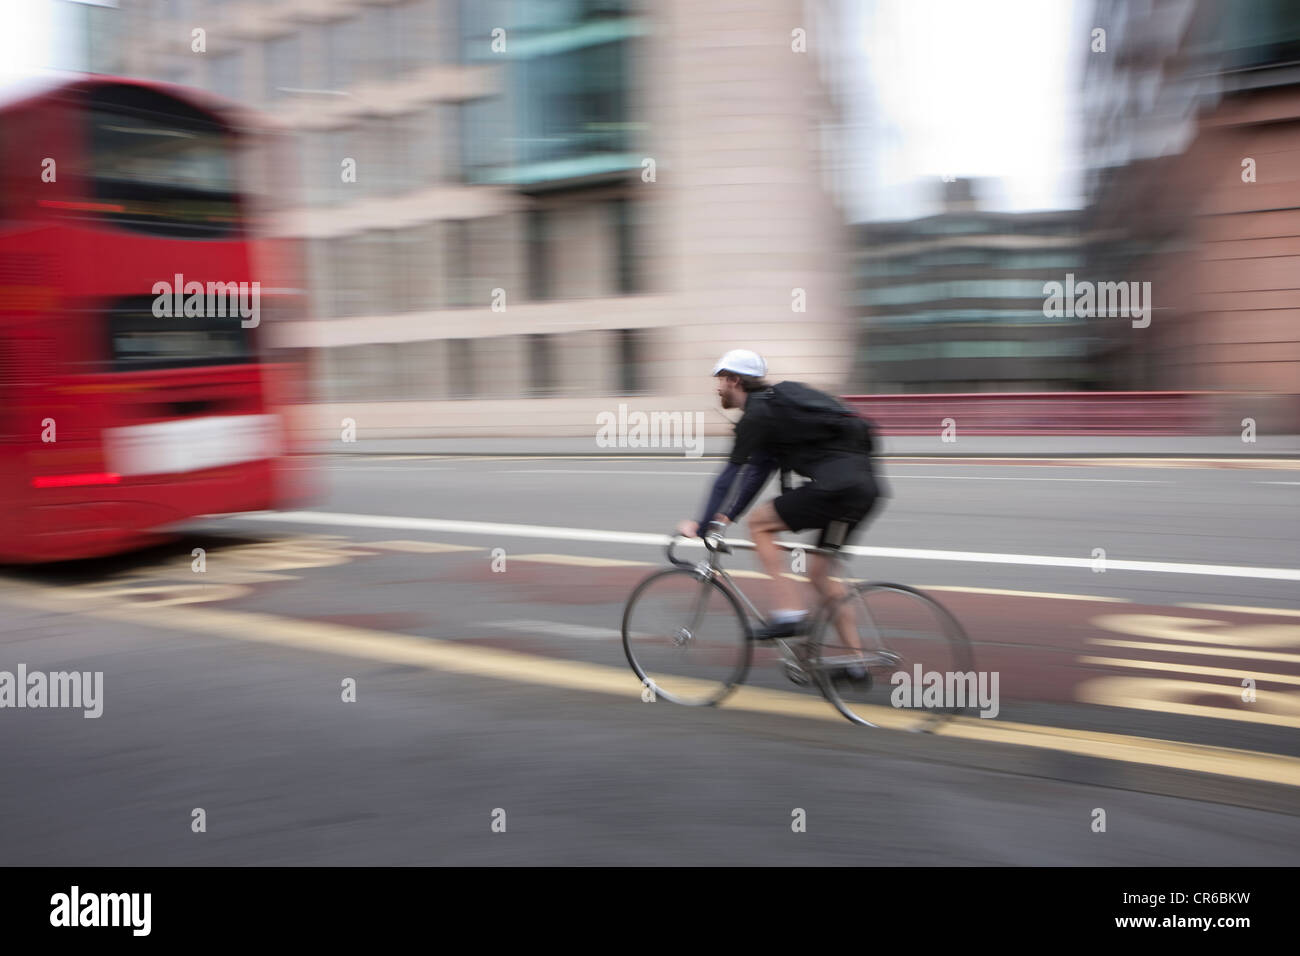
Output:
[3, 585, 1299, 788]
[361, 540, 484, 554]
[1180, 603, 1300, 618]
[1080, 655, 1300, 685]
[1092, 613, 1300, 648]
[1076, 677, 1300, 730]
[1087, 638, 1300, 665]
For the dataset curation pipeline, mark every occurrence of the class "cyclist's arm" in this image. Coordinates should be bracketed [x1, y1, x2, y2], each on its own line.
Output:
[718, 453, 777, 522]
[695, 405, 776, 531]
[696, 461, 742, 532]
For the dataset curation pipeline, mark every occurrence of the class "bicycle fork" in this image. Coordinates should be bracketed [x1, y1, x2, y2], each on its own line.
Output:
[674, 570, 714, 648]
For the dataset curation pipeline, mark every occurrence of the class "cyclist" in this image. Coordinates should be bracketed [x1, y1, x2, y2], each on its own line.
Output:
[676, 349, 884, 659]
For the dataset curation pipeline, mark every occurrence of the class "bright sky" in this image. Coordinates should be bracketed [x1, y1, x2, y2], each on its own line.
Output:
[858, 0, 1087, 219]
[0, 0, 54, 83]
[0, 0, 102, 84]
[2, 0, 1086, 220]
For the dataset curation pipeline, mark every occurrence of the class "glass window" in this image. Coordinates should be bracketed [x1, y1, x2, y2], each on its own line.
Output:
[335, 234, 370, 317]
[459, 0, 514, 62]
[407, 223, 438, 311]
[388, 115, 417, 193]
[209, 51, 243, 102]
[527, 208, 550, 300]
[444, 220, 472, 307]
[528, 334, 556, 396]
[326, 17, 365, 89]
[460, 95, 511, 183]
[436, 104, 458, 183]
[308, 238, 333, 317]
[516, 40, 628, 167]
[358, 116, 391, 197]
[388, 228, 416, 312]
[612, 196, 640, 294]
[85, 88, 240, 238]
[448, 339, 473, 397]
[264, 33, 300, 101]
[395, 0, 435, 72]
[616, 328, 646, 394]
[327, 126, 362, 203]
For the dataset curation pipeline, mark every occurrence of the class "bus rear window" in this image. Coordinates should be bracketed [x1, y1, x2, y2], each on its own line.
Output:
[106, 296, 255, 372]
[85, 86, 242, 238]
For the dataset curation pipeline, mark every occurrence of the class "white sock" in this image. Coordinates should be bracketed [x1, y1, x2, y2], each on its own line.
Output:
[772, 609, 807, 624]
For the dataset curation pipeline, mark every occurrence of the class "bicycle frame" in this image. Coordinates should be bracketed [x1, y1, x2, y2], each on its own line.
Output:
[664, 533, 860, 676]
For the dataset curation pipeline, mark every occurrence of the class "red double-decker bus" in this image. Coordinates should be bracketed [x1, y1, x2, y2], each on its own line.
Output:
[0, 75, 313, 562]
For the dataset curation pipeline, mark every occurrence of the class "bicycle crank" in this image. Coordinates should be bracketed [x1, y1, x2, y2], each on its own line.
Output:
[783, 661, 811, 686]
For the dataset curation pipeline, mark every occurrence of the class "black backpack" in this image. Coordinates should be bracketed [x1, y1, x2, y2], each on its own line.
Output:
[763, 381, 876, 460]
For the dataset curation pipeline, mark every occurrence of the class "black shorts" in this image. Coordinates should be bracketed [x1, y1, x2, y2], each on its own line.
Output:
[771, 469, 881, 550]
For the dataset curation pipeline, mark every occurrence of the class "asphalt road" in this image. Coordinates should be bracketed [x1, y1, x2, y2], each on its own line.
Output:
[1, 453, 1297, 864]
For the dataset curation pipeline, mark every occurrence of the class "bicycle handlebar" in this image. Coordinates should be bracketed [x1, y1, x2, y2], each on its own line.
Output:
[665, 535, 693, 568]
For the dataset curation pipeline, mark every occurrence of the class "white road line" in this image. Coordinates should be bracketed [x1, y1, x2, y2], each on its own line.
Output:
[502, 469, 716, 476]
[502, 469, 1169, 483]
[482, 619, 619, 640]
[1257, 481, 1300, 485]
[336, 466, 452, 472]
[884, 474, 1169, 483]
[237, 511, 1300, 582]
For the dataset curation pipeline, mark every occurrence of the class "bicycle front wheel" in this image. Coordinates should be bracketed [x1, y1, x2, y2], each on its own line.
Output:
[809, 582, 975, 731]
[622, 566, 752, 707]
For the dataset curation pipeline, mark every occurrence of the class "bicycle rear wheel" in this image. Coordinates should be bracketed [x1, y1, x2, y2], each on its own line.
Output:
[808, 582, 975, 731]
[622, 566, 752, 706]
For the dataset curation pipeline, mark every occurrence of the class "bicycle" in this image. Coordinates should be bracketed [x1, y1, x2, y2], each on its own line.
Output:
[621, 528, 975, 731]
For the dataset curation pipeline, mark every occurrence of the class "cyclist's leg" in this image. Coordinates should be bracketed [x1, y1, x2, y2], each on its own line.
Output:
[746, 501, 803, 615]
[809, 536, 859, 653]
[810, 491, 883, 655]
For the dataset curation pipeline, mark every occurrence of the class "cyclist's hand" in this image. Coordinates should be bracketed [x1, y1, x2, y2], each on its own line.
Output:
[675, 519, 699, 538]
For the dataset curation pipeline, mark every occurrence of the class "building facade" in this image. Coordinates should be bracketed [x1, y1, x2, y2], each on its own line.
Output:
[118, 0, 858, 439]
[851, 180, 1088, 393]
[1082, 0, 1300, 423]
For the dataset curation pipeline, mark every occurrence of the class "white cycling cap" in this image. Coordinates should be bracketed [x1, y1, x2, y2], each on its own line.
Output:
[712, 349, 767, 377]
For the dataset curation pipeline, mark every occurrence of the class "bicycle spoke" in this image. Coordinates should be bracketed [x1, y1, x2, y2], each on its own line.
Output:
[622, 568, 751, 706]
[810, 583, 974, 731]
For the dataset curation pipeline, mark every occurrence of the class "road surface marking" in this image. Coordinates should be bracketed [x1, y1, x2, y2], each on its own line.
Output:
[482, 619, 620, 640]
[505, 469, 1171, 483]
[504, 469, 717, 476]
[886, 474, 1168, 483]
[1076, 676, 1300, 729]
[337, 462, 452, 469]
[361, 540, 484, 553]
[1180, 603, 1300, 617]
[237, 512, 1300, 582]
[3, 585, 1299, 788]
[507, 553, 654, 568]
[1080, 655, 1300, 685]
[1091, 613, 1300, 648]
[919, 585, 1131, 603]
[1088, 638, 1300, 664]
